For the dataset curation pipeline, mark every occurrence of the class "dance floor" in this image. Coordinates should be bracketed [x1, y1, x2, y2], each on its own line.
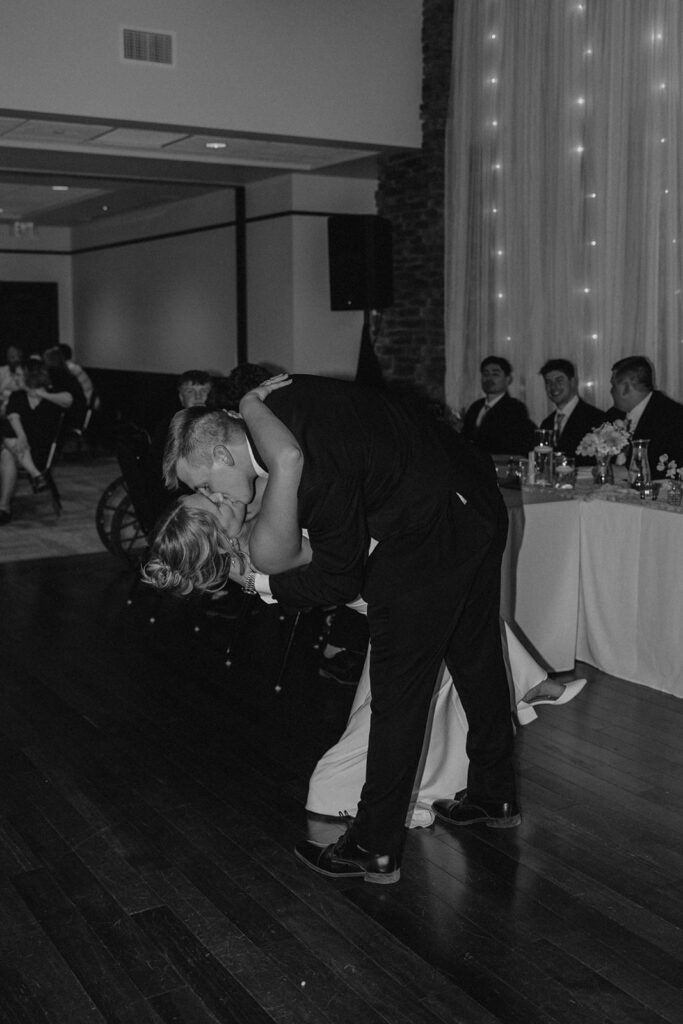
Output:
[0, 455, 118, 563]
[1, 551, 682, 1024]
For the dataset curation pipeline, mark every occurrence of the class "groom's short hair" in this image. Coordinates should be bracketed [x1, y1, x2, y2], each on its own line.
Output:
[162, 407, 246, 488]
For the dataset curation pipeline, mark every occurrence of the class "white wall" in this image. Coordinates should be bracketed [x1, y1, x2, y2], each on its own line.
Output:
[1, 0, 421, 148]
[0, 225, 74, 351]
[246, 173, 377, 376]
[71, 191, 237, 374]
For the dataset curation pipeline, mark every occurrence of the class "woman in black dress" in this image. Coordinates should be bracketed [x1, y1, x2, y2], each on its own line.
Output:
[0, 358, 73, 524]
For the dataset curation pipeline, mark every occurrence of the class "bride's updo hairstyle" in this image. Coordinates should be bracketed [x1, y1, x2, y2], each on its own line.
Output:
[141, 500, 246, 597]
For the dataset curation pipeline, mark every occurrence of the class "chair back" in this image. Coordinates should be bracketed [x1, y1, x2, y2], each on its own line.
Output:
[45, 413, 65, 471]
[114, 422, 157, 536]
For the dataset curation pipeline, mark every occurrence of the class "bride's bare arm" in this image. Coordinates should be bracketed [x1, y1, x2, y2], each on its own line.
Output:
[238, 379, 309, 573]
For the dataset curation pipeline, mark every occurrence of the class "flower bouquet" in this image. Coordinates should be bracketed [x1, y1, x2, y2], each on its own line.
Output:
[656, 454, 683, 505]
[576, 420, 631, 485]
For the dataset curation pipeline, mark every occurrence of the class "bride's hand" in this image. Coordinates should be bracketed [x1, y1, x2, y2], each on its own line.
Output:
[241, 373, 292, 404]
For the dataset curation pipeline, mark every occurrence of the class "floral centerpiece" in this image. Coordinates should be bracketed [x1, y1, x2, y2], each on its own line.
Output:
[656, 454, 683, 480]
[576, 420, 631, 484]
[656, 454, 683, 505]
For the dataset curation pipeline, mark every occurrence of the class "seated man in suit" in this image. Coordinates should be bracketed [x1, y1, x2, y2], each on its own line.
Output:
[539, 359, 604, 466]
[462, 356, 536, 456]
[607, 355, 683, 478]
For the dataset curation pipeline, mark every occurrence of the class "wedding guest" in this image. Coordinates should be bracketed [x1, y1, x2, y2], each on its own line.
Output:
[43, 346, 86, 432]
[462, 356, 536, 456]
[58, 343, 95, 405]
[0, 345, 25, 416]
[0, 358, 72, 524]
[606, 356, 683, 478]
[539, 359, 604, 466]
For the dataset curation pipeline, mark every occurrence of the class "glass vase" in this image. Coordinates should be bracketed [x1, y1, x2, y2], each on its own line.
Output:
[667, 480, 683, 506]
[628, 438, 651, 493]
[593, 455, 614, 486]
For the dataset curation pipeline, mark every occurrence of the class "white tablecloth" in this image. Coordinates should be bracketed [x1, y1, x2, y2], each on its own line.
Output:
[502, 488, 683, 698]
[576, 498, 683, 697]
[501, 493, 580, 672]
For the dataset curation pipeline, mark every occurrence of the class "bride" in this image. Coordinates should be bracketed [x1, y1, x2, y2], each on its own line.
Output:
[143, 374, 585, 827]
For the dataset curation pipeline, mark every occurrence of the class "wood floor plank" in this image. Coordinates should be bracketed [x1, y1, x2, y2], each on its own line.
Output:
[2, 551, 683, 1023]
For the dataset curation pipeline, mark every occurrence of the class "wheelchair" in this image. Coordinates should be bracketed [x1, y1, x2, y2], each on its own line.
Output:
[95, 423, 156, 567]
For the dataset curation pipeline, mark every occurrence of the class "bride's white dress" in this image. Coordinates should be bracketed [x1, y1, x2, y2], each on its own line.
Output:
[306, 621, 546, 828]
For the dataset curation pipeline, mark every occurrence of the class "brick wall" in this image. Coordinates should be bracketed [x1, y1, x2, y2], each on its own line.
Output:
[375, 0, 453, 402]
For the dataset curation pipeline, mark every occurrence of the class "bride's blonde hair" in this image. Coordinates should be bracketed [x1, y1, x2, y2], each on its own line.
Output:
[141, 500, 247, 597]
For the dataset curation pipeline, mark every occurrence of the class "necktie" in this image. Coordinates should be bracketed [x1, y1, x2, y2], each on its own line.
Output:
[476, 399, 493, 429]
[553, 412, 565, 449]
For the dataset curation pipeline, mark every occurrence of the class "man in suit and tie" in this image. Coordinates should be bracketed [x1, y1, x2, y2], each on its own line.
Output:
[462, 356, 535, 456]
[539, 359, 604, 466]
[164, 374, 519, 884]
[607, 356, 683, 478]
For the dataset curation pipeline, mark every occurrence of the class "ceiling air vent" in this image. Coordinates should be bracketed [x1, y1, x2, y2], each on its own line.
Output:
[122, 28, 174, 66]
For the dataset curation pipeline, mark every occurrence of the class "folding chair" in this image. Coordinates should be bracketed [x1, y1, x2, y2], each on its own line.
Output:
[60, 389, 99, 458]
[16, 412, 64, 517]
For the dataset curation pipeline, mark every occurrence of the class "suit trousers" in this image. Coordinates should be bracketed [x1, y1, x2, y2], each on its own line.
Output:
[355, 493, 514, 856]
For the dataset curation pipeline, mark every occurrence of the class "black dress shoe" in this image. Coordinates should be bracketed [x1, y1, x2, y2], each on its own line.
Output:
[0, 509, 11, 526]
[295, 830, 401, 884]
[31, 473, 49, 493]
[433, 789, 521, 829]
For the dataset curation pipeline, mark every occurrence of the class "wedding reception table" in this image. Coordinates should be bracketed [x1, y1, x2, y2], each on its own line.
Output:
[501, 485, 683, 698]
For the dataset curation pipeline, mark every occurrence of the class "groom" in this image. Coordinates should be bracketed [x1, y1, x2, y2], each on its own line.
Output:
[164, 374, 518, 883]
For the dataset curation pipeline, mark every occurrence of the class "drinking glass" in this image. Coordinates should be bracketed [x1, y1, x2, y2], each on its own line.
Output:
[533, 429, 554, 486]
[554, 454, 576, 489]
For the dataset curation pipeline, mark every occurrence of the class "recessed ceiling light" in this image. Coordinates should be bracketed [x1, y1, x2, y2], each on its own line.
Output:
[205, 141, 227, 150]
[51, 185, 69, 191]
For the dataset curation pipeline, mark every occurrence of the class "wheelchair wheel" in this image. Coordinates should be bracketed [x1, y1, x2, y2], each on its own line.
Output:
[96, 476, 128, 554]
[110, 493, 149, 566]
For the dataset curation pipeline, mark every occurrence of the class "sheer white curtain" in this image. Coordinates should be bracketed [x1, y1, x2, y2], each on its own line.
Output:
[445, 0, 683, 424]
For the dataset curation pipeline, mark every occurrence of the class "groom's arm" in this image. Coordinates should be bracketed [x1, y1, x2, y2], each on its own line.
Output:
[265, 478, 369, 608]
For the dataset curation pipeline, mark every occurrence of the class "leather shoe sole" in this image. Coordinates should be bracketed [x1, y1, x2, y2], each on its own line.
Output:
[295, 838, 400, 884]
[433, 792, 521, 829]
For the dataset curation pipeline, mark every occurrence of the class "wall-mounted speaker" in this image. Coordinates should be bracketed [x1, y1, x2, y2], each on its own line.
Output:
[328, 214, 394, 311]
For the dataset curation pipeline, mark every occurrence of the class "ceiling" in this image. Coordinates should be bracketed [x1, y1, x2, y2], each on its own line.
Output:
[0, 113, 387, 228]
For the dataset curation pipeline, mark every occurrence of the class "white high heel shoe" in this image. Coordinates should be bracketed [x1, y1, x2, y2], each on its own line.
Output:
[516, 678, 587, 725]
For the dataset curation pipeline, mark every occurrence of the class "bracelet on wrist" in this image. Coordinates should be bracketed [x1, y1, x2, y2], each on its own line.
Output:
[242, 571, 257, 595]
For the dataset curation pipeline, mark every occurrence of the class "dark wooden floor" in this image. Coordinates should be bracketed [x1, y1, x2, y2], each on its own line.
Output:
[1, 552, 682, 1024]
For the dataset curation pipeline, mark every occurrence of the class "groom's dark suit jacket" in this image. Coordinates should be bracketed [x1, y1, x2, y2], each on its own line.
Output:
[607, 390, 683, 477]
[249, 375, 515, 847]
[253, 375, 503, 608]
